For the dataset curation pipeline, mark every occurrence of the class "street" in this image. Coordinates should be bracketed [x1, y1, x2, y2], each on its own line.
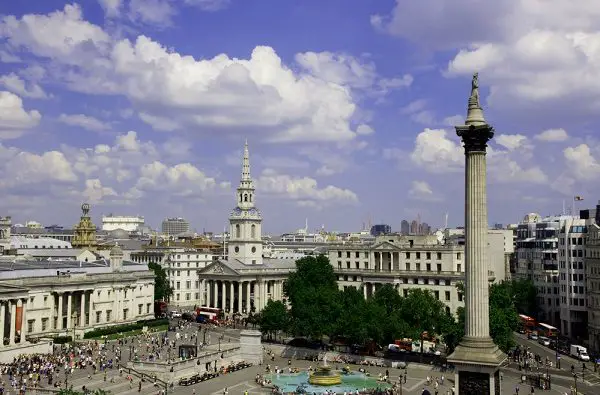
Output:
[513, 333, 600, 386]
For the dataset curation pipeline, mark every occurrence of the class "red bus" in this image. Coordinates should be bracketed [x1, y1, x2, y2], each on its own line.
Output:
[518, 314, 537, 334]
[537, 323, 559, 338]
[196, 307, 223, 321]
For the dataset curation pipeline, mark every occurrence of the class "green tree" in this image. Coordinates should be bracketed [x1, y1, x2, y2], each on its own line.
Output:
[284, 255, 341, 339]
[335, 286, 370, 345]
[489, 281, 519, 352]
[509, 279, 538, 317]
[148, 262, 173, 302]
[368, 284, 409, 345]
[259, 300, 289, 340]
[399, 288, 448, 340]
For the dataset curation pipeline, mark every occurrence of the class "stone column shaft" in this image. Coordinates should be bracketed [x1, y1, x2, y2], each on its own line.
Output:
[212, 281, 218, 308]
[9, 300, 16, 345]
[363, 283, 368, 299]
[200, 279, 206, 306]
[237, 281, 242, 312]
[57, 293, 63, 330]
[221, 282, 227, 310]
[229, 282, 234, 312]
[67, 293, 73, 329]
[246, 282, 251, 312]
[464, 151, 490, 339]
[80, 292, 87, 327]
[0, 302, 5, 346]
[20, 299, 26, 343]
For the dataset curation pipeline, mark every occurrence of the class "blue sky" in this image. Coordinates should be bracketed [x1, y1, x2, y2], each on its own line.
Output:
[1, 0, 599, 234]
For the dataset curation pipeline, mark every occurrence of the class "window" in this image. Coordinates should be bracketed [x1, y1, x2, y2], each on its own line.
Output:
[176, 281, 181, 290]
[106, 310, 112, 322]
[457, 264, 462, 272]
[234, 246, 239, 254]
[27, 320, 34, 333]
[244, 194, 248, 202]
[426, 264, 431, 271]
[146, 303, 151, 314]
[457, 253, 462, 260]
[437, 252, 442, 260]
[138, 304, 143, 315]
[426, 252, 431, 260]
[235, 224, 241, 238]
[252, 246, 256, 253]
[355, 252, 360, 258]
[416, 252, 421, 259]
[405, 252, 410, 259]
[445, 291, 451, 301]
[123, 309, 128, 320]
[251, 224, 256, 238]
[338, 251, 342, 258]
[41, 318, 48, 331]
[96, 311, 101, 324]
[405, 263, 410, 270]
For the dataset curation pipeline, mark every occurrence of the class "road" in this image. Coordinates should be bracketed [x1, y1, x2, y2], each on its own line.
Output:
[513, 333, 600, 386]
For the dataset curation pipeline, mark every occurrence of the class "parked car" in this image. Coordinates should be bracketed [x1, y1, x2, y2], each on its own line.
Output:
[170, 311, 182, 318]
[528, 333, 538, 341]
[538, 336, 551, 346]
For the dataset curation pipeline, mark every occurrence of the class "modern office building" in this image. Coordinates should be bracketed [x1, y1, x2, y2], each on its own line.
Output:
[370, 224, 391, 236]
[161, 217, 190, 235]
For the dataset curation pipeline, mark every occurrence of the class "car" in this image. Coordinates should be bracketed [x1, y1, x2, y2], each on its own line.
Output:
[538, 336, 551, 346]
[170, 311, 182, 318]
[528, 333, 538, 340]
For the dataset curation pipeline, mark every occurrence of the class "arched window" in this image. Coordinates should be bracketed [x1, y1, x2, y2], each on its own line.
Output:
[244, 194, 248, 202]
[251, 224, 256, 238]
[239, 193, 243, 203]
[249, 194, 252, 202]
[235, 224, 240, 238]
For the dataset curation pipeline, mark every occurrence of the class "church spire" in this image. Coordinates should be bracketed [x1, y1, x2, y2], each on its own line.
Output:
[465, 72, 487, 127]
[241, 139, 251, 183]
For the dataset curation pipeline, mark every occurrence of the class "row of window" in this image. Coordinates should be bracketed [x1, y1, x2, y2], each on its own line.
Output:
[336, 261, 461, 273]
[561, 296, 587, 307]
[559, 273, 585, 282]
[336, 251, 461, 260]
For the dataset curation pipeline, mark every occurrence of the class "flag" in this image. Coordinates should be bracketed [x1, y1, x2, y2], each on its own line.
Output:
[574, 196, 584, 201]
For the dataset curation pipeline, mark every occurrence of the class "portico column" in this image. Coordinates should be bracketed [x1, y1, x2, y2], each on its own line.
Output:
[67, 293, 73, 329]
[378, 252, 382, 271]
[246, 282, 251, 313]
[363, 282, 368, 299]
[0, 302, 5, 346]
[229, 282, 234, 312]
[9, 300, 16, 345]
[200, 280, 206, 306]
[212, 281, 218, 308]
[80, 292, 87, 327]
[57, 293, 64, 330]
[221, 281, 227, 311]
[262, 280, 267, 308]
[19, 298, 27, 343]
[390, 252, 394, 272]
[237, 282, 242, 312]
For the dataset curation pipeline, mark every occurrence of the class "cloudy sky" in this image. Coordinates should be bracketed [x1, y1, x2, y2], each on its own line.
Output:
[1, 0, 599, 234]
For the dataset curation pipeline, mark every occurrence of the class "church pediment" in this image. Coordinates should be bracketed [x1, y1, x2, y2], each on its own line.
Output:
[198, 260, 240, 276]
[372, 241, 398, 250]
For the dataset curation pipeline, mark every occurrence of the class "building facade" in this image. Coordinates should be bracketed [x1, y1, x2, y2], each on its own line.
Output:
[0, 244, 154, 362]
[101, 215, 145, 232]
[514, 213, 563, 326]
[161, 218, 190, 235]
[559, 217, 588, 340]
[328, 234, 497, 316]
[587, 222, 600, 352]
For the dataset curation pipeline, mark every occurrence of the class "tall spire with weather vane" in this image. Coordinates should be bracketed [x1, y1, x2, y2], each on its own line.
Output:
[241, 139, 252, 184]
[465, 72, 487, 127]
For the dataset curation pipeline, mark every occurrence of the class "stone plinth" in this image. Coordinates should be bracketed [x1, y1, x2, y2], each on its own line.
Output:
[239, 329, 262, 365]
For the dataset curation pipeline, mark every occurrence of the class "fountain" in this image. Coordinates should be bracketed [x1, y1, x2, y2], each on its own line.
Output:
[308, 356, 342, 386]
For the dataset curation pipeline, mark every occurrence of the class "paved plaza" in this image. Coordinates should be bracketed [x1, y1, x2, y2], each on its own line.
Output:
[0, 322, 594, 394]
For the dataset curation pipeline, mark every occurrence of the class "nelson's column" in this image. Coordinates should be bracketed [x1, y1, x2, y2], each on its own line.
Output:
[447, 73, 506, 395]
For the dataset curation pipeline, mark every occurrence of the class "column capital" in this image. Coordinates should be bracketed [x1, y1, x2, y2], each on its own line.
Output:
[456, 124, 494, 153]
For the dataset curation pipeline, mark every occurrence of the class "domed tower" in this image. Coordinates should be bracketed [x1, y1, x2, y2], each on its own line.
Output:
[72, 203, 98, 250]
[228, 141, 263, 265]
[110, 242, 124, 271]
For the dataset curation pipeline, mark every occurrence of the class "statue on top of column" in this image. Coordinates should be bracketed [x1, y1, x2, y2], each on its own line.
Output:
[470, 72, 480, 108]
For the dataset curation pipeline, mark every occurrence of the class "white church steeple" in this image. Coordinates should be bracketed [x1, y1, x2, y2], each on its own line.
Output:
[228, 141, 263, 265]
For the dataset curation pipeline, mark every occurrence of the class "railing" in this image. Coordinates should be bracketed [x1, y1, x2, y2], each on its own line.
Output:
[119, 363, 169, 387]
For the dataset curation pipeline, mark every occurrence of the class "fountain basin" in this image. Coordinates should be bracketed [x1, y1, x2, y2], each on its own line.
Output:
[268, 371, 391, 394]
[308, 366, 341, 386]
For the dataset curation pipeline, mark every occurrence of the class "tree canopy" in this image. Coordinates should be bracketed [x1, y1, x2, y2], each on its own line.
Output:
[148, 262, 173, 301]
[259, 299, 289, 340]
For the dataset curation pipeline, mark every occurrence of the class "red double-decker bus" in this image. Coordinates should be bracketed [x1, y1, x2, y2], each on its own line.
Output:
[518, 314, 537, 334]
